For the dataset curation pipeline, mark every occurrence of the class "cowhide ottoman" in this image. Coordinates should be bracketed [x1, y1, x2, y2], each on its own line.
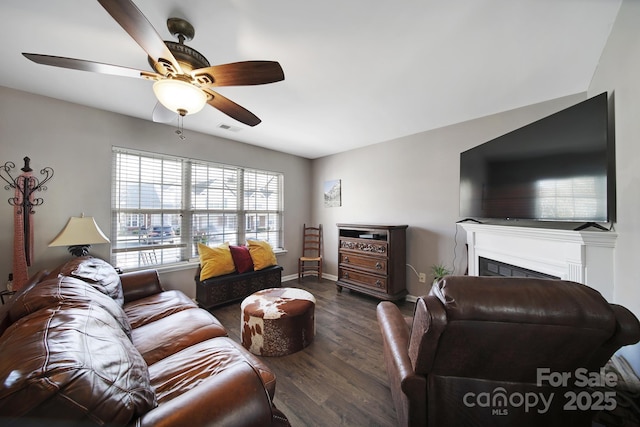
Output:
[241, 287, 315, 356]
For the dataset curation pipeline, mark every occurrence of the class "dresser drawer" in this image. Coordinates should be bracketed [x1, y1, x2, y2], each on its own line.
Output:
[339, 238, 388, 255]
[336, 224, 407, 301]
[339, 252, 387, 274]
[338, 267, 387, 291]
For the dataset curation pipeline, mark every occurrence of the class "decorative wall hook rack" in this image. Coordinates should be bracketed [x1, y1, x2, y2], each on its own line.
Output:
[1, 157, 54, 214]
[1, 157, 54, 268]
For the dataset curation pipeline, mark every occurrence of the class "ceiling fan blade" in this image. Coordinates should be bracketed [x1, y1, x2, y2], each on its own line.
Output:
[193, 61, 284, 87]
[97, 0, 183, 75]
[152, 101, 176, 123]
[203, 89, 261, 127]
[22, 53, 158, 79]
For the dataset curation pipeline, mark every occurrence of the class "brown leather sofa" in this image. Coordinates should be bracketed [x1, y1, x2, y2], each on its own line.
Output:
[377, 276, 640, 427]
[0, 257, 289, 426]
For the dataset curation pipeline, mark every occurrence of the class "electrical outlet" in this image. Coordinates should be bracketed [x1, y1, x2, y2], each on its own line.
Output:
[418, 273, 426, 283]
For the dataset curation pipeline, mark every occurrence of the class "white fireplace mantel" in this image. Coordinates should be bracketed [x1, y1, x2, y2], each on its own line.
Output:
[459, 223, 617, 301]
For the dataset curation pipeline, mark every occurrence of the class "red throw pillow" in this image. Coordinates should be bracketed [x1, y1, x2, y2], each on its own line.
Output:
[229, 245, 254, 274]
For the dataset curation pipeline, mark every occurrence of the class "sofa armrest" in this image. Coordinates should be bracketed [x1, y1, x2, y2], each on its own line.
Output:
[136, 362, 273, 427]
[0, 269, 50, 336]
[120, 269, 164, 304]
[611, 304, 640, 346]
[378, 301, 431, 426]
[591, 304, 640, 368]
[377, 302, 415, 388]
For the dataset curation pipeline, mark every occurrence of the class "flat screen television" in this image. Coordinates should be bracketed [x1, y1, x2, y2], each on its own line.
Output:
[459, 92, 615, 224]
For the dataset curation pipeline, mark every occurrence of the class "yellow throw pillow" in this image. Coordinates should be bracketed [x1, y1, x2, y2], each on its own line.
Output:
[198, 242, 236, 281]
[246, 240, 277, 270]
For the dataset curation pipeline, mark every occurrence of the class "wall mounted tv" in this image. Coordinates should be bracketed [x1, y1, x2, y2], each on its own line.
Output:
[459, 92, 614, 224]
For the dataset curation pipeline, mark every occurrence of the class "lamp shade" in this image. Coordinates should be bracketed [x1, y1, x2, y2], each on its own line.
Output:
[152, 79, 208, 116]
[49, 216, 110, 247]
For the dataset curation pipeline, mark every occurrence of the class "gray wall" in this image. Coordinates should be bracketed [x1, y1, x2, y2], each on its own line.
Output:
[589, 0, 640, 318]
[0, 87, 311, 297]
[311, 94, 585, 296]
[312, 0, 640, 317]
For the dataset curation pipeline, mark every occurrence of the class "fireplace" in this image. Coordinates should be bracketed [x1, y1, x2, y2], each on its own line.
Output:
[479, 257, 559, 279]
[459, 223, 617, 301]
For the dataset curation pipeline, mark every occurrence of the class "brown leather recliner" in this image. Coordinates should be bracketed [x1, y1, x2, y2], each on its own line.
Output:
[377, 276, 640, 427]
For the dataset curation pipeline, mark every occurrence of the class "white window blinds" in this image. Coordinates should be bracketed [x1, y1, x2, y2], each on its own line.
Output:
[112, 147, 283, 270]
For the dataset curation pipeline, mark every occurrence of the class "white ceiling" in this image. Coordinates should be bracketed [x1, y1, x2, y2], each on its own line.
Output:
[0, 0, 621, 159]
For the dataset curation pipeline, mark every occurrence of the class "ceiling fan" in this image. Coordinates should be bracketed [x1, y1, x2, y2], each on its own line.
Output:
[22, 0, 284, 127]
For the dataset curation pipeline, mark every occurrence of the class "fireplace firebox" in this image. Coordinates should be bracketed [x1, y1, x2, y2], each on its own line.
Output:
[479, 257, 559, 279]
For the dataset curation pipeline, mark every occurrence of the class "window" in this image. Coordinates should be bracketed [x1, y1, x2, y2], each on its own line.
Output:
[111, 148, 283, 270]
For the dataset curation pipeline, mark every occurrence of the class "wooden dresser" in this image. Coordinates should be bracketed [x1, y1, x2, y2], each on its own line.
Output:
[336, 223, 408, 301]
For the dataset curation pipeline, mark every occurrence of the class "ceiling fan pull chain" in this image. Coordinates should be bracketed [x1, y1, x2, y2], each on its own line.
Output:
[175, 115, 186, 141]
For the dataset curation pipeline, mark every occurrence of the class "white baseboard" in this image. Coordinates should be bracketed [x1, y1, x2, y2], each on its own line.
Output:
[282, 273, 297, 282]
[405, 294, 418, 303]
[282, 273, 339, 283]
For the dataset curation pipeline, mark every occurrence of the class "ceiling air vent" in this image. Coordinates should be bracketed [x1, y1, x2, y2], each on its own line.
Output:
[218, 123, 242, 132]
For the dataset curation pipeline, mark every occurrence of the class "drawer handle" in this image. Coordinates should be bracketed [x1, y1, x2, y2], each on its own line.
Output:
[375, 280, 382, 288]
[375, 262, 382, 270]
[343, 272, 349, 279]
[344, 256, 350, 263]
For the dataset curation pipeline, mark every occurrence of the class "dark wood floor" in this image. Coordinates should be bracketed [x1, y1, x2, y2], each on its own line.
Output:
[210, 277, 415, 427]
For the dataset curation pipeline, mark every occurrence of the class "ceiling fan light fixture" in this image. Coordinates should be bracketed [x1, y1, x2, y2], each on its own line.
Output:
[153, 78, 207, 116]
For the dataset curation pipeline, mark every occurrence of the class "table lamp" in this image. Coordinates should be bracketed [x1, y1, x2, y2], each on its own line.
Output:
[49, 214, 110, 256]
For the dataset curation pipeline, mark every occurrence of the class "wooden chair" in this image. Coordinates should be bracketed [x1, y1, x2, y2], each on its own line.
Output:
[298, 224, 323, 282]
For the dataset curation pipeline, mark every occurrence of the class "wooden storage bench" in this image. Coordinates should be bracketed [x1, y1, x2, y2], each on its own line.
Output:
[195, 265, 283, 309]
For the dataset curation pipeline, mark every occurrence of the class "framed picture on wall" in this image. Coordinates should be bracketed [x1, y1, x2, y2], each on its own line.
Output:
[324, 179, 341, 207]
